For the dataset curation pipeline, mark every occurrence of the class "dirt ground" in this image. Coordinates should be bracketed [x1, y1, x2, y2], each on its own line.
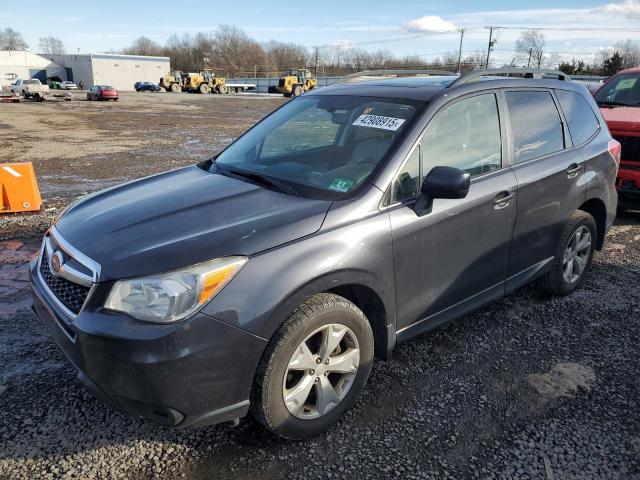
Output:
[1, 92, 639, 480]
[0, 91, 285, 203]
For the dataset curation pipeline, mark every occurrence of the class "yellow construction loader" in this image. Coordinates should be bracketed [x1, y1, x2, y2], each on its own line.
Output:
[160, 72, 183, 92]
[268, 68, 317, 97]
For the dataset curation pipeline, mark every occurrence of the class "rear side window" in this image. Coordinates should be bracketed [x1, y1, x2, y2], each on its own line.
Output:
[505, 91, 564, 164]
[555, 90, 600, 146]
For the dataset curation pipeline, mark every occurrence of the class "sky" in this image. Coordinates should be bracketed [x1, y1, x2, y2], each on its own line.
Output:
[2, 0, 640, 65]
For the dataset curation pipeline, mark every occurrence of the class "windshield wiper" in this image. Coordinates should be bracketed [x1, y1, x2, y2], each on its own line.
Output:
[597, 100, 631, 108]
[224, 167, 301, 197]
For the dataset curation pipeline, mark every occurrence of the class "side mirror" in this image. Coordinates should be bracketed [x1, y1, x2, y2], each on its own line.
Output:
[414, 166, 470, 216]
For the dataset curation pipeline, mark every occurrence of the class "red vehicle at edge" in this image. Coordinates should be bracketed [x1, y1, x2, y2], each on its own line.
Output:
[594, 68, 640, 208]
[87, 85, 119, 101]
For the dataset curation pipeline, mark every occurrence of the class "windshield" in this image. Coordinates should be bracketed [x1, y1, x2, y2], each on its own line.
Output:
[214, 95, 424, 198]
[594, 73, 640, 106]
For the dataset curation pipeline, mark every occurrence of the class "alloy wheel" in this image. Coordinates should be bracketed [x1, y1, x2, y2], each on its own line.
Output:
[562, 226, 592, 284]
[283, 323, 360, 419]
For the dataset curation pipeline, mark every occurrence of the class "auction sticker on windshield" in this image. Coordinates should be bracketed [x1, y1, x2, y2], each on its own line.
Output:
[352, 115, 406, 131]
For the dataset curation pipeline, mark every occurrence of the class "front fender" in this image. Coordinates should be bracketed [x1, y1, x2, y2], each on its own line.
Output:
[201, 209, 395, 344]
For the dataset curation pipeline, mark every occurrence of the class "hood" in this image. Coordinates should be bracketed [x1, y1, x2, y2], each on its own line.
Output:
[56, 166, 332, 281]
[599, 106, 640, 134]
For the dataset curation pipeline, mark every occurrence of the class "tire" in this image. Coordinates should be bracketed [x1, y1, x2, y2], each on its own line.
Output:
[251, 293, 374, 439]
[537, 210, 597, 296]
[113, 98, 118, 101]
[292, 85, 303, 97]
[170, 83, 181, 93]
[199, 83, 210, 94]
[87, 94, 91, 101]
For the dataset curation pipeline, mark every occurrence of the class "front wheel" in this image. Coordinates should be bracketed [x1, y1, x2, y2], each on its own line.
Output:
[251, 293, 373, 439]
[537, 210, 597, 296]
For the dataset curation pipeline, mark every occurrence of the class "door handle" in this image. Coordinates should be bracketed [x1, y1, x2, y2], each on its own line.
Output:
[566, 163, 581, 178]
[492, 191, 516, 209]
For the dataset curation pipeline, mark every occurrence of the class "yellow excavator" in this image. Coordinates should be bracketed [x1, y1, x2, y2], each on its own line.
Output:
[269, 68, 317, 97]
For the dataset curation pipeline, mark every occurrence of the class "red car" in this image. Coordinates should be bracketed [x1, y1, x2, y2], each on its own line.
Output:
[594, 68, 640, 208]
[87, 85, 119, 101]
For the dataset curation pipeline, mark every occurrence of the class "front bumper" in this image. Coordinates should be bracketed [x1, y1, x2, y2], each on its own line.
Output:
[29, 257, 267, 428]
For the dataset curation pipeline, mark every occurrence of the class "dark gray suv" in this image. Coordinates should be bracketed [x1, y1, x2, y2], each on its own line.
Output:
[30, 68, 619, 439]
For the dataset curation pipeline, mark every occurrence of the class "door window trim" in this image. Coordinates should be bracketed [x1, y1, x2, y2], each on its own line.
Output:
[382, 90, 505, 208]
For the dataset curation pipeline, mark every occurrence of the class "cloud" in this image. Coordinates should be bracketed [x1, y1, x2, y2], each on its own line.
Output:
[402, 16, 457, 33]
[595, 0, 640, 18]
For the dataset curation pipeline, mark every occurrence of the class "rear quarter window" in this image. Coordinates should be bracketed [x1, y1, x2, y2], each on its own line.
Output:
[555, 90, 600, 146]
[505, 91, 564, 164]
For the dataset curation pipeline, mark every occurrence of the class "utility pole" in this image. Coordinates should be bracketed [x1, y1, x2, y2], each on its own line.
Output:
[485, 26, 497, 68]
[456, 28, 465, 73]
[527, 48, 532, 68]
[313, 46, 319, 76]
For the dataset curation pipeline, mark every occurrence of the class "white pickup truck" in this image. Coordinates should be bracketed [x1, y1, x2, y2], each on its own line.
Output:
[10, 78, 49, 101]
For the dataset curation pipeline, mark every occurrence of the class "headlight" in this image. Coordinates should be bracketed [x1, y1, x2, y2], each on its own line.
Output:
[104, 256, 247, 323]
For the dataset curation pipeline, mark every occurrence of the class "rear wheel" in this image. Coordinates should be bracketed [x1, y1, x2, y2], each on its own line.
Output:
[217, 84, 229, 95]
[251, 293, 373, 439]
[537, 210, 596, 296]
[199, 83, 210, 94]
[170, 83, 181, 93]
[292, 85, 303, 97]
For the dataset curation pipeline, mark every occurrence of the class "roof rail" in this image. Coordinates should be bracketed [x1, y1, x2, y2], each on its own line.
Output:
[333, 69, 457, 85]
[448, 68, 571, 87]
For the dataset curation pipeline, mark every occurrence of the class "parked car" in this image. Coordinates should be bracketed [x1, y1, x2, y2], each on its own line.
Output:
[30, 68, 618, 439]
[10, 78, 49, 101]
[594, 67, 640, 208]
[87, 85, 118, 101]
[135, 82, 161, 92]
[60, 81, 78, 90]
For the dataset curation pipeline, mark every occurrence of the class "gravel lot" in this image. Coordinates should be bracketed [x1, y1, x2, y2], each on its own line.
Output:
[1, 93, 639, 479]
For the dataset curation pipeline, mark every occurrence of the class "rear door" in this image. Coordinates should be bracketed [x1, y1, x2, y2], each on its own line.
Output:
[504, 89, 586, 289]
[389, 91, 518, 337]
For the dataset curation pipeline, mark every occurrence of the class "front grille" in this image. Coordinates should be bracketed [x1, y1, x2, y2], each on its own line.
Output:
[614, 136, 640, 162]
[39, 257, 90, 315]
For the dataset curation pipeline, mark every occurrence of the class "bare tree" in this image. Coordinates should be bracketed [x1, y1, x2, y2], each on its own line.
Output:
[0, 28, 28, 50]
[614, 39, 640, 69]
[516, 30, 546, 68]
[211, 25, 267, 76]
[123, 36, 163, 57]
[266, 41, 309, 72]
[38, 36, 65, 55]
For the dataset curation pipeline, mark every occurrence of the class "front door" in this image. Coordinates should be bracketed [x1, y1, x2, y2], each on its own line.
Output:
[388, 92, 517, 336]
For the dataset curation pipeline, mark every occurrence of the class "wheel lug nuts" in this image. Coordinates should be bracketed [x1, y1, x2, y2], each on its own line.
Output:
[315, 358, 321, 364]
[309, 370, 315, 375]
[324, 360, 329, 365]
[315, 377, 320, 382]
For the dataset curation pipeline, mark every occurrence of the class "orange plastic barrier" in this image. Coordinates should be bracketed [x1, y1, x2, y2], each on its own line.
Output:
[0, 162, 42, 213]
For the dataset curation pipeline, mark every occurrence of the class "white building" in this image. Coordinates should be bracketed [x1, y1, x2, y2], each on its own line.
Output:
[0, 51, 65, 88]
[45, 53, 170, 91]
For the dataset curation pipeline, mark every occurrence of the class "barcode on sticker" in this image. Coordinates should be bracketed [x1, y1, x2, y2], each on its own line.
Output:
[352, 115, 406, 131]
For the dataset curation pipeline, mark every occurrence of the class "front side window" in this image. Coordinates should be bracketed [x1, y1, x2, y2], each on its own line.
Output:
[505, 91, 564, 164]
[421, 93, 502, 177]
[594, 73, 640, 107]
[215, 95, 423, 198]
[556, 90, 600, 146]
